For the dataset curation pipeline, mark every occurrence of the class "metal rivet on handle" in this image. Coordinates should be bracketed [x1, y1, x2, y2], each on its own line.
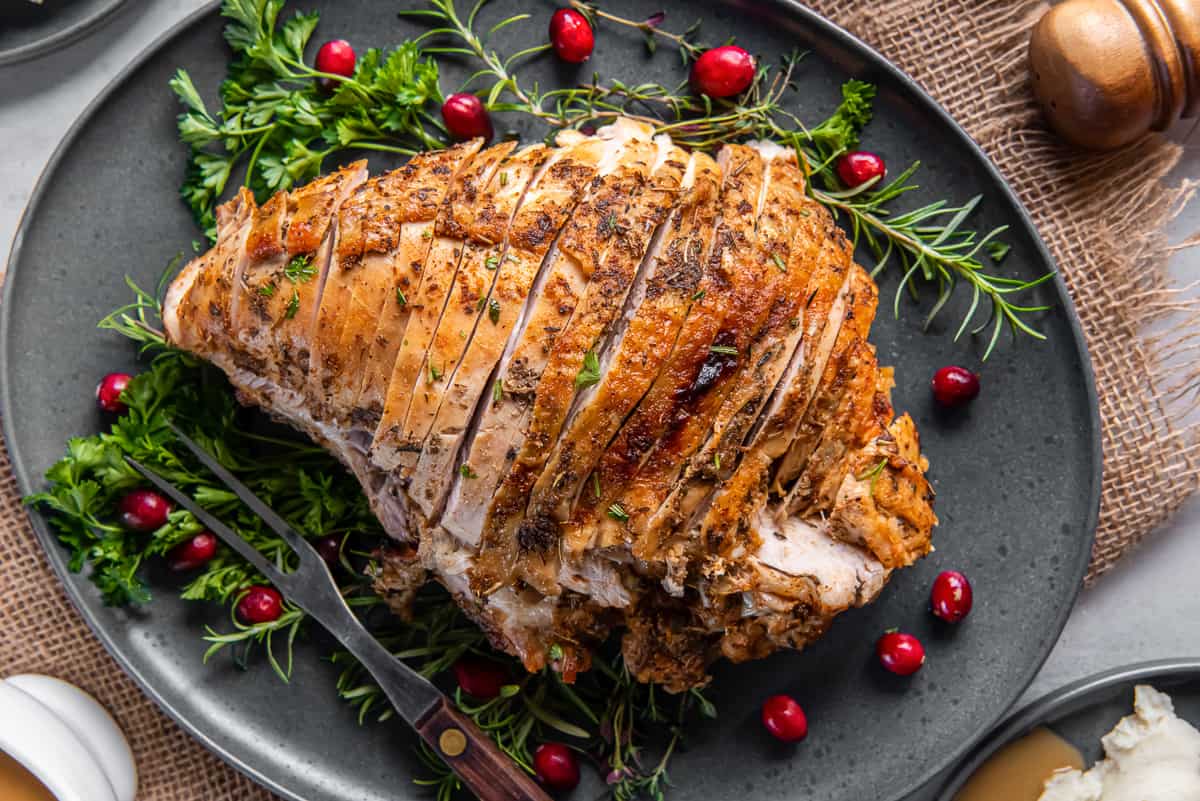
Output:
[439, 727, 467, 757]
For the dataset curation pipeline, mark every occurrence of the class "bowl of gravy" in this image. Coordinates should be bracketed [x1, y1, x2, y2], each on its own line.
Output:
[0, 675, 135, 801]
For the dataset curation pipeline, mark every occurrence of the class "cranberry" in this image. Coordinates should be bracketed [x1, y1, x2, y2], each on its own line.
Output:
[533, 742, 579, 792]
[314, 534, 341, 567]
[690, 45, 756, 98]
[96, 372, 132, 414]
[877, 631, 926, 676]
[761, 694, 808, 742]
[836, 151, 887, 188]
[452, 657, 508, 699]
[168, 531, 218, 571]
[931, 570, 974, 623]
[931, 365, 980, 407]
[441, 93, 493, 142]
[315, 39, 356, 91]
[237, 585, 283, 624]
[118, 489, 171, 532]
[548, 8, 594, 63]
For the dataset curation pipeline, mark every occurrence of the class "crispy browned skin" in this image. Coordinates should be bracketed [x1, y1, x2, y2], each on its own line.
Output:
[162, 128, 936, 688]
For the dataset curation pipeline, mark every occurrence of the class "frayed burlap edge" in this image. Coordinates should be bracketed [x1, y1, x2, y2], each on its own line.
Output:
[809, 0, 1200, 582]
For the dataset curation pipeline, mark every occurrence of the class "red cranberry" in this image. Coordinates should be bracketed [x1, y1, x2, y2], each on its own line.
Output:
[441, 93, 493, 142]
[931, 365, 980, 407]
[118, 489, 171, 532]
[452, 657, 508, 700]
[690, 45, 756, 98]
[314, 534, 341, 567]
[931, 570, 974, 623]
[96, 372, 132, 414]
[549, 8, 594, 63]
[877, 631, 926, 676]
[315, 39, 356, 91]
[836, 151, 887, 188]
[533, 742, 579, 792]
[168, 531, 218, 571]
[237, 585, 283, 624]
[761, 694, 808, 742]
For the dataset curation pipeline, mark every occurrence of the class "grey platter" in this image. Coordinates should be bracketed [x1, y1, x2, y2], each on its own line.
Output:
[0, 1, 1102, 800]
[934, 659, 1200, 800]
[0, 0, 128, 66]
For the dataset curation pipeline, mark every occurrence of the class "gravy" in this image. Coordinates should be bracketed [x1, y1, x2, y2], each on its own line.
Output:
[0, 751, 56, 801]
[954, 726, 1085, 801]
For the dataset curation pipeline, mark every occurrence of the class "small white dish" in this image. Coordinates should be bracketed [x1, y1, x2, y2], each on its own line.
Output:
[0, 675, 136, 801]
[4, 675, 137, 801]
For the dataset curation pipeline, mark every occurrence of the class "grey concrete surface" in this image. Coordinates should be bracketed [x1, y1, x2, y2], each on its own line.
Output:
[2, 2, 1197, 798]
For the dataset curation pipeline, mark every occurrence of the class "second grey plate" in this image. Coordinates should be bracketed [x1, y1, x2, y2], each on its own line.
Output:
[0, 0, 128, 66]
[935, 659, 1200, 800]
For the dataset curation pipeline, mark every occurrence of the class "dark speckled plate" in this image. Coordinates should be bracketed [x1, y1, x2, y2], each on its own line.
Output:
[0, 0, 128, 66]
[935, 660, 1200, 800]
[0, 1, 1100, 800]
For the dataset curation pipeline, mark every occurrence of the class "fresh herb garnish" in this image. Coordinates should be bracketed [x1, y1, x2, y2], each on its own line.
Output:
[285, 288, 301, 319]
[459, 464, 477, 479]
[488, 298, 501, 324]
[710, 344, 737, 356]
[171, 0, 445, 239]
[284, 254, 317, 283]
[396, 287, 407, 306]
[574, 349, 602, 390]
[607, 503, 629, 522]
[492, 378, 503, 403]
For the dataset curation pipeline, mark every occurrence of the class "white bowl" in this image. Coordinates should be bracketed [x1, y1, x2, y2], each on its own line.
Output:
[0, 675, 136, 801]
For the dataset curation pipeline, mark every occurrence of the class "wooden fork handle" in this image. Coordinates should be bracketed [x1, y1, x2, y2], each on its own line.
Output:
[415, 697, 554, 801]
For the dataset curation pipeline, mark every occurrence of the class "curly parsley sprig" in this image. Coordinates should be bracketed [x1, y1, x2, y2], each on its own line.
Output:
[173, 0, 446, 239]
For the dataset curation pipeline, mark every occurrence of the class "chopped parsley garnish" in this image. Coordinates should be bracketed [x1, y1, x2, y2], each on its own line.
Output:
[488, 298, 501, 324]
[284, 254, 316, 283]
[574, 350, 602, 390]
[422, 229, 433, 240]
[428, 362, 442, 383]
[459, 464, 477, 479]
[258, 283, 276, 297]
[396, 288, 407, 306]
[284, 289, 300, 319]
[691, 289, 706, 301]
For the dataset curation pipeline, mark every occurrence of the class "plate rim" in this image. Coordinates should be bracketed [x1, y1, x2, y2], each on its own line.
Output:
[0, 2, 1103, 800]
[0, 0, 130, 67]
[933, 657, 1200, 800]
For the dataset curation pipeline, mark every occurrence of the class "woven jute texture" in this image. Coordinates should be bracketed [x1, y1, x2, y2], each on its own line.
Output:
[2, 2, 1197, 799]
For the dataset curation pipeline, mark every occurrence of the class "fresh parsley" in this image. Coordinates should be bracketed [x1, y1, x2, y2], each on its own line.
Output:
[574, 349, 602, 390]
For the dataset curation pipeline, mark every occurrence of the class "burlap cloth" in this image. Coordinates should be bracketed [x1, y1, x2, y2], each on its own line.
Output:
[3, 1, 1198, 799]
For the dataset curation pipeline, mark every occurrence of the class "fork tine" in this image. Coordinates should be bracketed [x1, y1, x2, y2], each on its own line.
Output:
[166, 423, 320, 565]
[123, 456, 286, 586]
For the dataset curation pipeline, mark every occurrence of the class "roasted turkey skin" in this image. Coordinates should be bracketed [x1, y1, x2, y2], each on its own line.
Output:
[162, 119, 936, 689]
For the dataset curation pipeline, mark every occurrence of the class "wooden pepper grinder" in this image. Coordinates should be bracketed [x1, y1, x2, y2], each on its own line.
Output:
[1029, 0, 1200, 150]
